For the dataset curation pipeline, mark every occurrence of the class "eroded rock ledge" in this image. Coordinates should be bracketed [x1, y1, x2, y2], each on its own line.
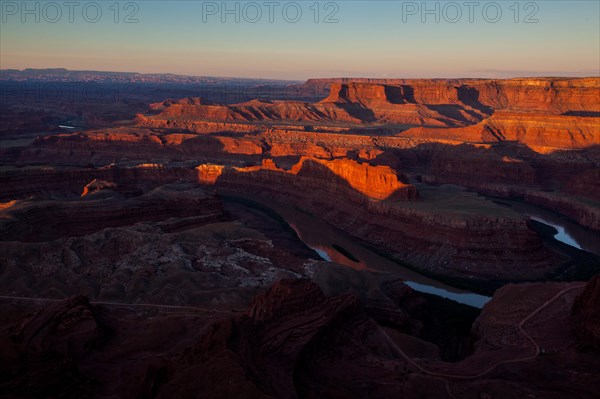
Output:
[196, 157, 559, 283]
[4, 276, 598, 398]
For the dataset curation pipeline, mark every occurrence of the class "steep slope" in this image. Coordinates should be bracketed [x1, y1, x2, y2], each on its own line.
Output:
[196, 158, 561, 284]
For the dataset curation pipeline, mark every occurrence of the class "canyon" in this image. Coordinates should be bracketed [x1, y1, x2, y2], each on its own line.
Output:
[1, 76, 599, 398]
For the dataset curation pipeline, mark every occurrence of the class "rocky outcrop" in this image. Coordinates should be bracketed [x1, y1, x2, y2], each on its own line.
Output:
[565, 168, 600, 201]
[8, 295, 111, 357]
[141, 78, 600, 130]
[0, 198, 319, 306]
[406, 111, 600, 150]
[135, 116, 264, 134]
[2, 75, 599, 399]
[319, 82, 487, 125]
[524, 191, 600, 231]
[146, 278, 600, 398]
[152, 279, 391, 398]
[135, 77, 600, 152]
[572, 275, 600, 351]
[0, 183, 224, 242]
[81, 179, 117, 196]
[198, 157, 417, 201]
[466, 280, 598, 399]
[11, 127, 265, 168]
[197, 159, 561, 283]
[1, 275, 599, 398]
[307, 77, 600, 114]
[1, 77, 596, 278]
[0, 162, 204, 201]
[0, 296, 110, 397]
[139, 98, 368, 126]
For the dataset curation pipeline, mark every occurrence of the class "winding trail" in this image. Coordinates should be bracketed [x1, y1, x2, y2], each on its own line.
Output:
[0, 283, 586, 380]
[0, 295, 244, 314]
[376, 283, 586, 380]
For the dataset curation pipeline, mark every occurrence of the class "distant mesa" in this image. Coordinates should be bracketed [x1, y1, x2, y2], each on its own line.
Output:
[136, 77, 600, 152]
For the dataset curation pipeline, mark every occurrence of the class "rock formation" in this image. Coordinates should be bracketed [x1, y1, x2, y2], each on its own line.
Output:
[572, 274, 600, 351]
[1, 74, 599, 399]
[4, 277, 596, 398]
[307, 77, 600, 114]
[198, 157, 417, 201]
[196, 158, 563, 284]
[0, 183, 224, 242]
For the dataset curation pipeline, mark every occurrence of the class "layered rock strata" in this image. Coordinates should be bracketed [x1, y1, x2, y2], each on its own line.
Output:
[196, 158, 560, 282]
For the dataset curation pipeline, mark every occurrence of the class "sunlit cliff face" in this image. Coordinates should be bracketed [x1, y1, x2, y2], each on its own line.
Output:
[197, 157, 416, 201]
[139, 78, 600, 155]
[289, 157, 414, 200]
[196, 164, 225, 185]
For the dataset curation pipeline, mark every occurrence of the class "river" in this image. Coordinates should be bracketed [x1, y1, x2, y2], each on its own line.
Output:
[493, 199, 600, 256]
[223, 191, 599, 310]
[225, 192, 491, 309]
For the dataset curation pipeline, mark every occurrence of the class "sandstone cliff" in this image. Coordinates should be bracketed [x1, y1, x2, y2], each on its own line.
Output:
[198, 157, 417, 201]
[196, 159, 560, 283]
[307, 77, 600, 114]
[0, 183, 223, 242]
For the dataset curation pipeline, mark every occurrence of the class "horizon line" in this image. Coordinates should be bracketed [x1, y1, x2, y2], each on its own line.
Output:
[1, 67, 599, 83]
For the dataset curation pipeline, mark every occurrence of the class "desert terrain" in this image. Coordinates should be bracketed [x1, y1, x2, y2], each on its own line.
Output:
[1, 72, 599, 398]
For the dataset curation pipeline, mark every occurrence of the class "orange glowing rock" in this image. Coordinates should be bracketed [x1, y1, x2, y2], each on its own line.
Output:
[196, 164, 225, 185]
[199, 157, 417, 201]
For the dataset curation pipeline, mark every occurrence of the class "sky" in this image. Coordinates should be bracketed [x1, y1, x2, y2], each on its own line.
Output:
[1, 0, 599, 80]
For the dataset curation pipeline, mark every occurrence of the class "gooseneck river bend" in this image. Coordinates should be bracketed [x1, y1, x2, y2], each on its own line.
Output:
[224, 191, 599, 309]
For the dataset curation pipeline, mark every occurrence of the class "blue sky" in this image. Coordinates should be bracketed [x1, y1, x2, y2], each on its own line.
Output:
[1, 0, 599, 79]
